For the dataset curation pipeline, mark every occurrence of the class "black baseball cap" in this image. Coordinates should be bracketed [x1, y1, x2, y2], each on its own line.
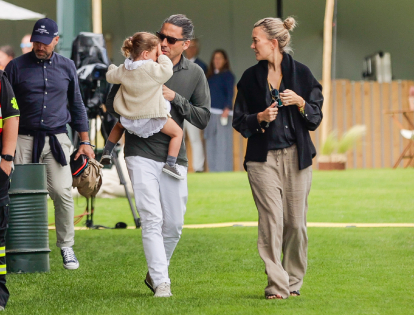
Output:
[30, 18, 59, 45]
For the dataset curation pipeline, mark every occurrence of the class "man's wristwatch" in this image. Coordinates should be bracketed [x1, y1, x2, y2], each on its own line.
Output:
[1, 154, 14, 162]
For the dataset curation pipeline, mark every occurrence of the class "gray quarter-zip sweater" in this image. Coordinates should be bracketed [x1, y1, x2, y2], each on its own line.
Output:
[117, 55, 211, 166]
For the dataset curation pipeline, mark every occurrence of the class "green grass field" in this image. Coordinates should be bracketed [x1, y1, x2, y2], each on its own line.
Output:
[50, 168, 414, 227]
[6, 169, 414, 314]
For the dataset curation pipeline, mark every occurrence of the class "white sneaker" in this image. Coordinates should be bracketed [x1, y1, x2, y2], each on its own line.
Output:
[61, 247, 79, 270]
[154, 282, 172, 297]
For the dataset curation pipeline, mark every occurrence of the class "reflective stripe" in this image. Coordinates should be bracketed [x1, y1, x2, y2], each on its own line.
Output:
[0, 249, 5, 257]
[3, 115, 20, 120]
[0, 264, 6, 274]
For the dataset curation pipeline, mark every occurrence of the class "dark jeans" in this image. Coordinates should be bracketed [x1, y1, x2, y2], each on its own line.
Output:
[0, 166, 12, 308]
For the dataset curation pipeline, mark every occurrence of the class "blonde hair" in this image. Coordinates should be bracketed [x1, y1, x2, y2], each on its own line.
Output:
[253, 16, 297, 54]
[121, 32, 159, 59]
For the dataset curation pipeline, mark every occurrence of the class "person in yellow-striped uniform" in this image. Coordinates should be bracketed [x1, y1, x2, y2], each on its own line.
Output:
[0, 69, 20, 311]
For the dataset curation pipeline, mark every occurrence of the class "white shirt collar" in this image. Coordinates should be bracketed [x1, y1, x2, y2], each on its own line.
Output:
[124, 58, 152, 70]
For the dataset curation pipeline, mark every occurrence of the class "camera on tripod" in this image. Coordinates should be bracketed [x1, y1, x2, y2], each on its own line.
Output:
[71, 32, 111, 119]
[70, 32, 141, 229]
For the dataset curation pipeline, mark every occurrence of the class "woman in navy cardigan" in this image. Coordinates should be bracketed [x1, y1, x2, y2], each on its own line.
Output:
[204, 49, 235, 172]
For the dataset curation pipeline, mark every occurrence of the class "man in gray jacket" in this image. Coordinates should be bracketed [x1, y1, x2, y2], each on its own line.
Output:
[107, 14, 210, 297]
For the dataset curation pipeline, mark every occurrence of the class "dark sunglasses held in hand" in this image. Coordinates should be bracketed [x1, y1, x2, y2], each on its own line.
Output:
[156, 32, 187, 45]
[270, 88, 284, 108]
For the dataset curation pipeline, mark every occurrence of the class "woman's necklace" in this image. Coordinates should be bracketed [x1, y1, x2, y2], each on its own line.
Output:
[267, 75, 283, 90]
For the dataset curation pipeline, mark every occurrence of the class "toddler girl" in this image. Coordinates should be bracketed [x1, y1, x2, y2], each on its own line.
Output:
[101, 32, 184, 179]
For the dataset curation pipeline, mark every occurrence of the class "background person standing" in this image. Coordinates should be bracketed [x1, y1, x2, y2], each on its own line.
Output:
[205, 49, 235, 172]
[185, 38, 207, 73]
[20, 34, 33, 54]
[183, 38, 207, 172]
[0, 46, 14, 70]
[5, 18, 94, 270]
[0, 70, 20, 311]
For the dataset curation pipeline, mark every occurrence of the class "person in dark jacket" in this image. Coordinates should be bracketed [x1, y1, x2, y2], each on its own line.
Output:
[233, 17, 323, 300]
[205, 49, 235, 172]
[0, 70, 20, 311]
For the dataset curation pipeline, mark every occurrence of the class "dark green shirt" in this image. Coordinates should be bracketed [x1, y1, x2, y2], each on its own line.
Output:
[124, 55, 211, 166]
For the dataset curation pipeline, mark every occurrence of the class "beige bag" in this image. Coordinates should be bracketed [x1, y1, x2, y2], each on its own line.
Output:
[72, 158, 103, 198]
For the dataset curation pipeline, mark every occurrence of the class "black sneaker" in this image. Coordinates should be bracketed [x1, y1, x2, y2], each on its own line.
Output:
[162, 163, 184, 180]
[61, 247, 79, 270]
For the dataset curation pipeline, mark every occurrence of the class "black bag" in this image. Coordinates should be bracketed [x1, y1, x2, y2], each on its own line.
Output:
[70, 150, 89, 177]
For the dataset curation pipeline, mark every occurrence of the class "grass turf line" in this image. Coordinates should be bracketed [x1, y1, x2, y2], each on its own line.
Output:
[49, 168, 414, 227]
[7, 227, 414, 315]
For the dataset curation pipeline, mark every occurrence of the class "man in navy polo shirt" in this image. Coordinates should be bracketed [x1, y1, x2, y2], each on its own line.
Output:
[5, 18, 94, 270]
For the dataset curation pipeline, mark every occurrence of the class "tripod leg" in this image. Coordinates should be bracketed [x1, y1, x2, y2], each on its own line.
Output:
[99, 113, 140, 229]
[112, 152, 141, 228]
[91, 196, 95, 227]
[86, 198, 93, 228]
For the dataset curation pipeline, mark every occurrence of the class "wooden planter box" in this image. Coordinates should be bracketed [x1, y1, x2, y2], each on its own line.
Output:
[318, 162, 346, 170]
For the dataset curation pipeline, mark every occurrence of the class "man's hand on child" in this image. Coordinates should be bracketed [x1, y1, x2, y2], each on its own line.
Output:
[163, 85, 176, 101]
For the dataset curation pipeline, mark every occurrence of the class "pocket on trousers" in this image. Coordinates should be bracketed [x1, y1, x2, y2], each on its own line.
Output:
[0, 168, 12, 207]
[0, 168, 10, 183]
[57, 134, 72, 149]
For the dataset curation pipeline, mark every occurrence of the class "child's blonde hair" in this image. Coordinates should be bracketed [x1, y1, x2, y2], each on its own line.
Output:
[121, 32, 160, 59]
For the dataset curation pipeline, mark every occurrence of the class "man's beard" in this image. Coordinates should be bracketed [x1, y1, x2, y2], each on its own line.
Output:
[34, 50, 52, 60]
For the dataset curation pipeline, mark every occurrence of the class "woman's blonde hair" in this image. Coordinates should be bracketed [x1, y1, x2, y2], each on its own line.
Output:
[121, 32, 159, 59]
[253, 16, 297, 54]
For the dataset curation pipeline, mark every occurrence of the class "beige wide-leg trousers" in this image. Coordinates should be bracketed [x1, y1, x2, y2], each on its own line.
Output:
[247, 144, 312, 298]
[15, 134, 75, 248]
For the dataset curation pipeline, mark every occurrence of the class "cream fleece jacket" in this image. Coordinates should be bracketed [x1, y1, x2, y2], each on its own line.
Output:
[106, 55, 173, 120]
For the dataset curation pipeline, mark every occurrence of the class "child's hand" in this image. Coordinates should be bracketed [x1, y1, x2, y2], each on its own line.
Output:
[157, 44, 163, 58]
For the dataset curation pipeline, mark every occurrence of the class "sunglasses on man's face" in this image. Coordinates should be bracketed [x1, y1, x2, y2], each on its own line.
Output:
[156, 32, 187, 45]
[270, 88, 283, 108]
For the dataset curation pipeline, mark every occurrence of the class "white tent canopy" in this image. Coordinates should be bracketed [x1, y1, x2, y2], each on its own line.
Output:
[0, 0, 45, 20]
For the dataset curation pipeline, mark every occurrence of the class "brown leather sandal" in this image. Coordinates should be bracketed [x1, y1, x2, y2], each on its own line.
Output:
[290, 290, 300, 296]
